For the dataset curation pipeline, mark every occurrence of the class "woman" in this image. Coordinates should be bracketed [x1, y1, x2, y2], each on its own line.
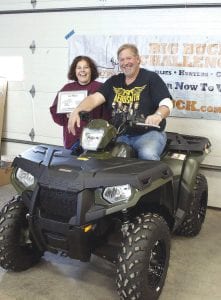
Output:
[50, 55, 110, 149]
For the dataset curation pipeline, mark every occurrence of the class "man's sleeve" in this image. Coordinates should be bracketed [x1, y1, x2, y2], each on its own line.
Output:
[97, 77, 113, 100]
[150, 72, 172, 105]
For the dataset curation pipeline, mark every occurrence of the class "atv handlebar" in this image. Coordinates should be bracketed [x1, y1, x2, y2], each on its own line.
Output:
[134, 122, 160, 129]
[115, 114, 162, 135]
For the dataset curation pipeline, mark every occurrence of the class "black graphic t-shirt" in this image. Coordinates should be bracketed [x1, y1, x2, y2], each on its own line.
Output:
[98, 68, 171, 134]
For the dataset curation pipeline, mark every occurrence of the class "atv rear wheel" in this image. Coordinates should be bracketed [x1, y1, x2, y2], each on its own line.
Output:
[0, 196, 43, 271]
[175, 173, 208, 237]
[116, 213, 171, 300]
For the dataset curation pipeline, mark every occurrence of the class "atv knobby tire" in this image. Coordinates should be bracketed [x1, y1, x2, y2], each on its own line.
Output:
[0, 196, 43, 271]
[175, 173, 208, 237]
[116, 213, 171, 300]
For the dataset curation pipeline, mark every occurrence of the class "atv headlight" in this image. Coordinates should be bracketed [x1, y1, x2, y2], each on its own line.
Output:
[16, 168, 35, 187]
[81, 128, 104, 151]
[103, 184, 132, 204]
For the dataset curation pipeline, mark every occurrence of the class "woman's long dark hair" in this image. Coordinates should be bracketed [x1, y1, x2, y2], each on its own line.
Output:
[68, 56, 99, 82]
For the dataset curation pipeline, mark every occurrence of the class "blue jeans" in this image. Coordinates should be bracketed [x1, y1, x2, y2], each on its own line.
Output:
[117, 131, 167, 160]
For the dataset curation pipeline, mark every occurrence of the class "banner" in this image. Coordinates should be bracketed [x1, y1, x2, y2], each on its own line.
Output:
[68, 35, 221, 120]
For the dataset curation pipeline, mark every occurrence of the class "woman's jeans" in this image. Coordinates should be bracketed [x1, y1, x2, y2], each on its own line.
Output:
[117, 130, 167, 160]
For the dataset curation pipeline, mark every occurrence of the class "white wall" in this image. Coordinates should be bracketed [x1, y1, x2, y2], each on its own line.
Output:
[0, 1, 220, 206]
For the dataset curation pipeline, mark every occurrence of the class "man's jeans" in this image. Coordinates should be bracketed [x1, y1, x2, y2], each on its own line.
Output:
[117, 130, 167, 160]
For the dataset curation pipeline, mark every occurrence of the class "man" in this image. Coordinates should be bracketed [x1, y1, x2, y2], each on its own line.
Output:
[68, 43, 173, 160]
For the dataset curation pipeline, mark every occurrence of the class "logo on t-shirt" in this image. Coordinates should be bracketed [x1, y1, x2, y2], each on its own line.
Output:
[112, 85, 146, 114]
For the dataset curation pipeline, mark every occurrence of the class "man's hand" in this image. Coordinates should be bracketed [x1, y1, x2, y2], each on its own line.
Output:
[68, 110, 80, 135]
[145, 106, 170, 126]
[145, 113, 162, 126]
[67, 92, 106, 135]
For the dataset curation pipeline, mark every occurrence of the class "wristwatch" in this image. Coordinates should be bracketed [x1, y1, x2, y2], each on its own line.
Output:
[155, 111, 163, 119]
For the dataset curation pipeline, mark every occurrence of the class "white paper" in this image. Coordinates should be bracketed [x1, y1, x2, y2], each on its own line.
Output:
[57, 90, 87, 113]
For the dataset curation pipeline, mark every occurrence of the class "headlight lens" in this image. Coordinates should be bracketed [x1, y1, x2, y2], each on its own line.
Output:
[81, 128, 104, 151]
[103, 184, 132, 204]
[16, 168, 35, 187]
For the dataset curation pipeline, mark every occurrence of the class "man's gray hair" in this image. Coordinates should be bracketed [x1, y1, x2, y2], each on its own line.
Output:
[117, 43, 140, 58]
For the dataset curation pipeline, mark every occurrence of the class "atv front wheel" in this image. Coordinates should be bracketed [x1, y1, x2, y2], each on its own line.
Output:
[0, 196, 43, 271]
[175, 173, 208, 237]
[116, 213, 171, 300]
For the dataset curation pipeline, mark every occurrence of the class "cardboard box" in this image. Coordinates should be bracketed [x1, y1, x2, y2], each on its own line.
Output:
[0, 162, 12, 186]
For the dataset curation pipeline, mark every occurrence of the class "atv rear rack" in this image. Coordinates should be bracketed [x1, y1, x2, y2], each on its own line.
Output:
[166, 132, 211, 154]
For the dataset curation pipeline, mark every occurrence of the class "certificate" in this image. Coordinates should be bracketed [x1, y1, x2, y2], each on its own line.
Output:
[56, 90, 88, 113]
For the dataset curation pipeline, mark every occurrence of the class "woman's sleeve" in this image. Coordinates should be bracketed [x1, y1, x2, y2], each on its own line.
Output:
[49, 92, 67, 126]
[90, 103, 111, 121]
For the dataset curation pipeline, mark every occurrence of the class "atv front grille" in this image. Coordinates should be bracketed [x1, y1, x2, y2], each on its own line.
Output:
[38, 187, 78, 222]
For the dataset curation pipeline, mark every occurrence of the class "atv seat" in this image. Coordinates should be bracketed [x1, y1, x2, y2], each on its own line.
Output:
[111, 132, 211, 160]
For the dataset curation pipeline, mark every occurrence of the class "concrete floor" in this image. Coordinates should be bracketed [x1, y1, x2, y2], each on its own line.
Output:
[0, 184, 221, 300]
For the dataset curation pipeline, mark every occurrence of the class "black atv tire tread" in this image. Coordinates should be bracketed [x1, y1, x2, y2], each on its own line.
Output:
[116, 212, 171, 300]
[0, 196, 43, 271]
[175, 173, 208, 237]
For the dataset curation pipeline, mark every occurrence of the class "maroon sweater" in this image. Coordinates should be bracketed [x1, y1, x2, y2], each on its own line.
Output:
[50, 81, 111, 149]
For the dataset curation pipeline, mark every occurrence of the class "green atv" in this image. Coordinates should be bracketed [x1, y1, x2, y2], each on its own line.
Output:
[0, 117, 211, 300]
